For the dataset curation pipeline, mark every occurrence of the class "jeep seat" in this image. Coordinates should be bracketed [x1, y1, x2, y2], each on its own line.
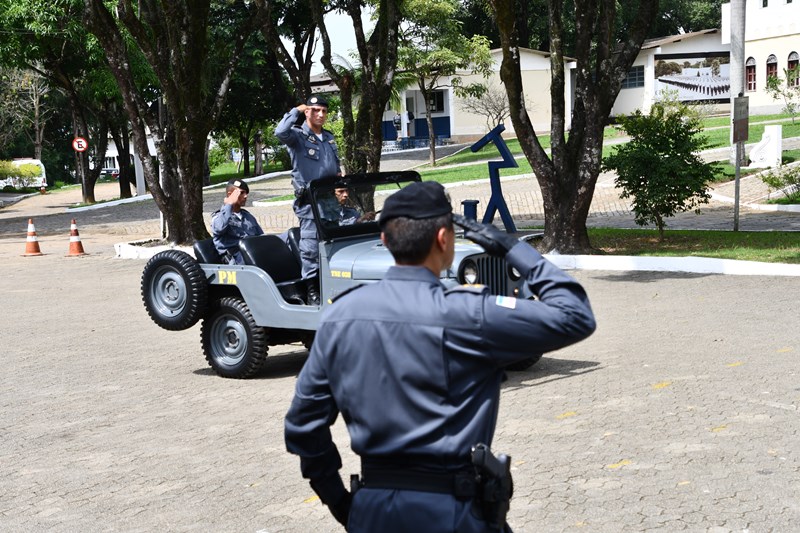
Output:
[193, 238, 224, 264]
[239, 235, 305, 305]
[286, 227, 302, 266]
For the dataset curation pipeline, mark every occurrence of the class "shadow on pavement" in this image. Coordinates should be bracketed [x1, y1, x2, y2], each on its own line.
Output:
[191, 348, 309, 380]
[503, 356, 602, 391]
[591, 271, 712, 283]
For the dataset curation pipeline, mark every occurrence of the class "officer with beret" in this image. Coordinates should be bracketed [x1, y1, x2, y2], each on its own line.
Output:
[275, 95, 342, 305]
[210, 179, 264, 264]
[284, 181, 597, 532]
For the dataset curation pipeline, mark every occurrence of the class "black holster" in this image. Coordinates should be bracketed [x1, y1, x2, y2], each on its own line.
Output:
[293, 183, 309, 205]
[471, 443, 513, 530]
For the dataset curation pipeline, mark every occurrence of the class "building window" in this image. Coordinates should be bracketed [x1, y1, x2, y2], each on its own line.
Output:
[789, 52, 799, 87]
[746, 57, 756, 91]
[428, 91, 445, 113]
[621, 65, 645, 89]
[762, 0, 768, 6]
[766, 54, 778, 81]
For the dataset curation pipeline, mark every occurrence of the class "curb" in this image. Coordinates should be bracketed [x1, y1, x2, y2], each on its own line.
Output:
[544, 254, 800, 277]
[114, 240, 194, 260]
[114, 239, 800, 277]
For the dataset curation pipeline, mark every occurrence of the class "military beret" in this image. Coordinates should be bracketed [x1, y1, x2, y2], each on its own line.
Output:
[379, 181, 452, 227]
[227, 179, 249, 193]
[306, 95, 328, 108]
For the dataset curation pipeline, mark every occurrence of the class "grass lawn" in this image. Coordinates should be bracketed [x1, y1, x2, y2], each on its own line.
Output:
[580, 228, 800, 264]
[209, 161, 284, 185]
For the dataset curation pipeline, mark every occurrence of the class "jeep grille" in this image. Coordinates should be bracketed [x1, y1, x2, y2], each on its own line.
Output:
[476, 255, 509, 295]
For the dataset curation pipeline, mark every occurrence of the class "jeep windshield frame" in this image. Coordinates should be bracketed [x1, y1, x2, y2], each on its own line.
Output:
[309, 171, 422, 241]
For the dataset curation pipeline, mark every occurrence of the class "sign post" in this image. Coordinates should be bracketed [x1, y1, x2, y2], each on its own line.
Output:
[732, 96, 749, 232]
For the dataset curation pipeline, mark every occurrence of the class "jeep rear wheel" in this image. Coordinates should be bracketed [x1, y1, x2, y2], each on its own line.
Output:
[141, 250, 207, 331]
[201, 297, 268, 379]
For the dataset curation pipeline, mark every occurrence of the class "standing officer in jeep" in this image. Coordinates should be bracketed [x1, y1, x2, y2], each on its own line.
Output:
[275, 95, 341, 305]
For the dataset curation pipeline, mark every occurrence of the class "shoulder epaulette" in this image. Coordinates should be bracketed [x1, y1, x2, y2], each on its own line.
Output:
[329, 283, 365, 304]
[445, 284, 488, 295]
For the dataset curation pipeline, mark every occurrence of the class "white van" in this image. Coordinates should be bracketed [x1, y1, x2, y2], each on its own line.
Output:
[0, 158, 47, 189]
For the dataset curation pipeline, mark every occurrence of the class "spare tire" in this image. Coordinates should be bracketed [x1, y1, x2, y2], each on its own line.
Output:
[141, 250, 208, 331]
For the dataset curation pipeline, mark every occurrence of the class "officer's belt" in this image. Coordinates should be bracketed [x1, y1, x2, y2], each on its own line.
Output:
[360, 467, 477, 500]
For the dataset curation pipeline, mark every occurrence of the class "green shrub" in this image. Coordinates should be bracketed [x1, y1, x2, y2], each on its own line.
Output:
[602, 103, 718, 239]
[207, 145, 230, 170]
[0, 161, 42, 190]
[761, 164, 800, 202]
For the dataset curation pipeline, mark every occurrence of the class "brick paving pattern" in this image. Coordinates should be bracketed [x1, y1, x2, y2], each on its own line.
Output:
[1, 145, 799, 532]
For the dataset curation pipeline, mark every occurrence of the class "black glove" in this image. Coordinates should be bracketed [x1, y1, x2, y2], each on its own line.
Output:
[294, 186, 308, 200]
[453, 214, 518, 257]
[310, 475, 351, 528]
[329, 490, 352, 527]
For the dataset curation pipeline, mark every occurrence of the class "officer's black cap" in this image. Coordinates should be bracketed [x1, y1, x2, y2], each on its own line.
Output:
[306, 95, 328, 108]
[227, 179, 249, 193]
[379, 181, 452, 227]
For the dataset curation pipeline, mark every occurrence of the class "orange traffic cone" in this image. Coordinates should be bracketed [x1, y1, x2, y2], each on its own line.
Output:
[66, 219, 87, 256]
[23, 218, 43, 256]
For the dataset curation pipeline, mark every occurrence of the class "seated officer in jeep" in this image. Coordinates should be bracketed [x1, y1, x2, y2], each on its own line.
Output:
[318, 187, 376, 227]
[211, 179, 264, 264]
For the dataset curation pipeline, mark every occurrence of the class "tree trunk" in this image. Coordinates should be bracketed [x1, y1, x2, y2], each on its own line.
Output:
[68, 96, 94, 204]
[254, 131, 263, 176]
[239, 133, 251, 177]
[84, 0, 262, 244]
[33, 92, 44, 161]
[491, 0, 658, 253]
[110, 124, 133, 198]
[419, 84, 438, 167]
[312, 0, 401, 175]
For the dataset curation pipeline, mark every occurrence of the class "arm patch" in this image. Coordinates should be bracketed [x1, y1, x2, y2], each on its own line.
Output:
[445, 284, 489, 295]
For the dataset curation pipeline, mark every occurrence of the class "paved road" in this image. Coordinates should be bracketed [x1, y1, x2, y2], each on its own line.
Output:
[1, 245, 798, 532]
[1, 155, 799, 532]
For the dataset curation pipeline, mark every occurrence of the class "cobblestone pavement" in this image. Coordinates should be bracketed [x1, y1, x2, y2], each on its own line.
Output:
[1, 152, 799, 532]
[1, 247, 798, 532]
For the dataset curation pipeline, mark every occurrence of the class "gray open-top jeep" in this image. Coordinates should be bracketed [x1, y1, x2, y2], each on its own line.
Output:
[141, 171, 541, 378]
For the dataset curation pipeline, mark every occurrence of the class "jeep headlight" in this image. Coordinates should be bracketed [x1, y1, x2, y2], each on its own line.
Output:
[508, 265, 521, 281]
[459, 259, 479, 284]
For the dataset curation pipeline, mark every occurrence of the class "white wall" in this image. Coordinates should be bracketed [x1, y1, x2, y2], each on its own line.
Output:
[721, 0, 799, 113]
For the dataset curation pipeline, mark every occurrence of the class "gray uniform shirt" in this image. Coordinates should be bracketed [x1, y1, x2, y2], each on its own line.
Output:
[210, 204, 264, 263]
[285, 242, 596, 479]
[274, 108, 341, 219]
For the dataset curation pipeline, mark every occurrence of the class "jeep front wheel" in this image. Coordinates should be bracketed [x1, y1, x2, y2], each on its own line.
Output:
[201, 297, 268, 379]
[141, 250, 207, 331]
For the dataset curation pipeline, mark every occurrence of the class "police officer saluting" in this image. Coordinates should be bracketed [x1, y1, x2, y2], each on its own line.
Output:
[210, 179, 264, 264]
[284, 181, 596, 532]
[275, 95, 342, 305]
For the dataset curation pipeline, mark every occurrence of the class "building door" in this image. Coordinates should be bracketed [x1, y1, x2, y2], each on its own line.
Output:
[406, 96, 416, 137]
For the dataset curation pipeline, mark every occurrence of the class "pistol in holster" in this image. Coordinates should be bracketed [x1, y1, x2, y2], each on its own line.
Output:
[294, 187, 308, 205]
[471, 443, 513, 530]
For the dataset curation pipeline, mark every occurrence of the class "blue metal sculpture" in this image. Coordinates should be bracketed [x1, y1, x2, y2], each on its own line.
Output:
[469, 123, 517, 232]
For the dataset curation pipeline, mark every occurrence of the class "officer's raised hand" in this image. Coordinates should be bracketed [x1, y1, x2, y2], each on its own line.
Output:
[453, 214, 519, 257]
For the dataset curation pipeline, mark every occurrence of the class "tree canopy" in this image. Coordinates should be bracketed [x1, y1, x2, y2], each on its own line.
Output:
[398, 0, 492, 165]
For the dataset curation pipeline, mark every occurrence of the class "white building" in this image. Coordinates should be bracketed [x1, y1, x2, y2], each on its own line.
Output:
[721, 0, 800, 114]
[610, 29, 731, 117]
[382, 48, 576, 143]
